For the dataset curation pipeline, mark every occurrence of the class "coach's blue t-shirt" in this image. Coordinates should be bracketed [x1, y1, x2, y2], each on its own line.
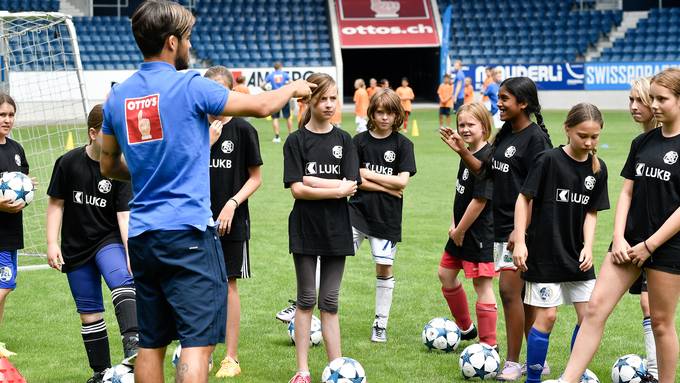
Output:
[102, 61, 229, 237]
[484, 82, 499, 115]
[265, 69, 290, 90]
[454, 70, 465, 100]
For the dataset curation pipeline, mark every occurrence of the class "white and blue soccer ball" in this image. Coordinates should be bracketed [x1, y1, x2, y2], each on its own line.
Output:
[102, 364, 134, 383]
[171, 344, 213, 371]
[288, 315, 323, 346]
[0, 171, 34, 205]
[612, 354, 647, 383]
[421, 317, 461, 352]
[581, 368, 600, 383]
[458, 343, 501, 380]
[321, 357, 366, 383]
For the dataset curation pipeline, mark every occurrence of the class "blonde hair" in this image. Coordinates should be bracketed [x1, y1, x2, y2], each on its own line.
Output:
[354, 78, 365, 88]
[456, 102, 493, 141]
[651, 68, 680, 97]
[204, 65, 234, 90]
[564, 102, 604, 174]
[366, 88, 404, 132]
[298, 73, 336, 129]
[630, 77, 657, 130]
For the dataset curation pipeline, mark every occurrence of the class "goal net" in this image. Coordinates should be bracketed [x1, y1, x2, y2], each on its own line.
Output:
[0, 11, 89, 256]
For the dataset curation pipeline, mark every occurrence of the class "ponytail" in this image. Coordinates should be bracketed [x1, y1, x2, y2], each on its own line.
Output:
[591, 147, 601, 174]
[298, 103, 312, 130]
[533, 111, 553, 147]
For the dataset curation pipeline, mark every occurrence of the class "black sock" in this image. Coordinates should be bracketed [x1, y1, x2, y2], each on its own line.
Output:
[111, 286, 138, 355]
[81, 319, 110, 373]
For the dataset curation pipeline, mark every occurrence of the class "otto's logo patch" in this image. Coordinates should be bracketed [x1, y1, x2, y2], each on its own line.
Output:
[664, 151, 678, 165]
[504, 146, 516, 158]
[221, 140, 234, 154]
[332, 145, 343, 159]
[0, 266, 12, 282]
[584, 176, 596, 191]
[125, 94, 163, 144]
[462, 168, 469, 181]
[14, 154, 21, 167]
[384, 150, 396, 163]
[98, 180, 112, 194]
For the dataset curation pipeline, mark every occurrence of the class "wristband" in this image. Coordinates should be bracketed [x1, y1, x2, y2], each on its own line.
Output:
[229, 198, 239, 208]
[643, 240, 652, 254]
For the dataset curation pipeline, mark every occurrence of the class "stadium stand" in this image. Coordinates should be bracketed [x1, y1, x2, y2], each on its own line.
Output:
[438, 0, 623, 64]
[74, 16, 142, 70]
[596, 7, 680, 62]
[0, 0, 59, 11]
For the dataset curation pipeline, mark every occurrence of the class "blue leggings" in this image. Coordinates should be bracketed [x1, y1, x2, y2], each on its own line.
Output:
[66, 243, 134, 313]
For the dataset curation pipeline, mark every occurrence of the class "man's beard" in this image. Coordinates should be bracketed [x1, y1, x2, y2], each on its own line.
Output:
[175, 53, 189, 71]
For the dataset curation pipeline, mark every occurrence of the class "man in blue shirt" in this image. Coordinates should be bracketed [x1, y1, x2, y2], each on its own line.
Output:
[100, 1, 313, 382]
[452, 59, 465, 113]
[263, 62, 292, 143]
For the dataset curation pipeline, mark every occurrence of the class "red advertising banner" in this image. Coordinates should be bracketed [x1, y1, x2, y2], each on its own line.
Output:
[335, 0, 440, 48]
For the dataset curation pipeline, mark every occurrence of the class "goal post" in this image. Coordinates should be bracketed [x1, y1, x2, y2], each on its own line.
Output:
[0, 11, 89, 256]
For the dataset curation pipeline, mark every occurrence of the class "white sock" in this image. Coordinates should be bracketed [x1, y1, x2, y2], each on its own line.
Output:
[643, 317, 658, 378]
[375, 276, 395, 327]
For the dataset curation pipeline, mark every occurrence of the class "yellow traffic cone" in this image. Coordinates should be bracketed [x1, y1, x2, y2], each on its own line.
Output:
[411, 119, 420, 137]
[265, 115, 272, 121]
[65, 131, 75, 150]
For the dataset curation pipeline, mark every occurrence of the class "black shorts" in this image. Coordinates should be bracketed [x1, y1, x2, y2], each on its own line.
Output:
[220, 239, 251, 279]
[272, 103, 291, 119]
[439, 107, 451, 116]
[128, 228, 227, 348]
[628, 271, 648, 295]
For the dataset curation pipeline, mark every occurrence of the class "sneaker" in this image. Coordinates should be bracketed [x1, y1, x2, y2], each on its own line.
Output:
[215, 356, 241, 378]
[521, 361, 551, 376]
[371, 315, 388, 343]
[272, 136, 281, 143]
[288, 372, 311, 383]
[460, 323, 478, 341]
[86, 370, 106, 383]
[276, 300, 297, 323]
[497, 360, 523, 381]
[0, 342, 16, 358]
[121, 335, 139, 366]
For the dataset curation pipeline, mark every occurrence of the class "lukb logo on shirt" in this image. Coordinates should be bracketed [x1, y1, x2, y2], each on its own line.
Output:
[305, 162, 340, 176]
[555, 188, 590, 205]
[635, 162, 671, 181]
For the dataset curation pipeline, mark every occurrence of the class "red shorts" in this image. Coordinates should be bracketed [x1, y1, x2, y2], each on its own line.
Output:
[439, 251, 496, 278]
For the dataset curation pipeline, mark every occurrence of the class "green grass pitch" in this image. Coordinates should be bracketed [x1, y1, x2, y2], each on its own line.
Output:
[5, 108, 676, 382]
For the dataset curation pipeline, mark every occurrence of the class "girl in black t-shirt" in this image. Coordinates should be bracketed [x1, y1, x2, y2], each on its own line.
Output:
[348, 88, 416, 343]
[0, 93, 30, 355]
[439, 102, 497, 348]
[443, 77, 552, 379]
[283, 73, 360, 383]
[513, 103, 609, 383]
[562, 68, 680, 383]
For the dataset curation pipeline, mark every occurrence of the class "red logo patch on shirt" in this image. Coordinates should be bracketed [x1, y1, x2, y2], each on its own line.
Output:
[125, 94, 163, 144]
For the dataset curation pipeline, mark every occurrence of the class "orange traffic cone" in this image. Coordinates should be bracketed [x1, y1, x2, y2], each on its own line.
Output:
[0, 357, 26, 383]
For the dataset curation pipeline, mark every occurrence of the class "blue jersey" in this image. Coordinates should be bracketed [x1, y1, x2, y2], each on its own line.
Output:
[454, 70, 465, 100]
[265, 69, 290, 90]
[484, 82, 499, 115]
[102, 61, 229, 237]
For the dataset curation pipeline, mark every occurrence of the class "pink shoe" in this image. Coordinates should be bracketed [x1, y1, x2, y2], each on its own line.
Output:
[289, 372, 311, 383]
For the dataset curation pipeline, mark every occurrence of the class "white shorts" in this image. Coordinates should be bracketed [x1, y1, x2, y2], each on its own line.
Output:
[524, 279, 595, 308]
[355, 116, 368, 133]
[352, 227, 396, 265]
[493, 242, 516, 271]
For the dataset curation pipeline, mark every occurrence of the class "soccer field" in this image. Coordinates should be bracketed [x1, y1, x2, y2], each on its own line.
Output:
[5, 108, 674, 382]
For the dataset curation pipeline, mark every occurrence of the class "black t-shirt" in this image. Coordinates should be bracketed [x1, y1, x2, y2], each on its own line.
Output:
[209, 118, 263, 241]
[0, 137, 29, 250]
[621, 128, 680, 266]
[349, 131, 416, 242]
[521, 147, 609, 282]
[283, 126, 360, 256]
[490, 123, 552, 241]
[445, 144, 494, 262]
[46, 146, 131, 272]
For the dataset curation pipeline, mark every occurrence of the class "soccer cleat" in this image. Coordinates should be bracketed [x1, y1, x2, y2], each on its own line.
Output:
[460, 323, 478, 341]
[215, 356, 241, 378]
[272, 136, 281, 143]
[0, 342, 16, 358]
[288, 372, 311, 383]
[521, 360, 551, 376]
[276, 300, 297, 323]
[496, 360, 523, 381]
[86, 370, 106, 383]
[121, 334, 138, 366]
[640, 373, 659, 383]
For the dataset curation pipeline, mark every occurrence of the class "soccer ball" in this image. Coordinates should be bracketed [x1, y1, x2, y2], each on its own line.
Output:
[421, 317, 461, 352]
[102, 364, 134, 383]
[321, 357, 366, 383]
[263, 82, 272, 91]
[0, 171, 34, 205]
[612, 354, 647, 383]
[288, 315, 323, 346]
[581, 368, 600, 383]
[171, 344, 213, 371]
[458, 343, 501, 380]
